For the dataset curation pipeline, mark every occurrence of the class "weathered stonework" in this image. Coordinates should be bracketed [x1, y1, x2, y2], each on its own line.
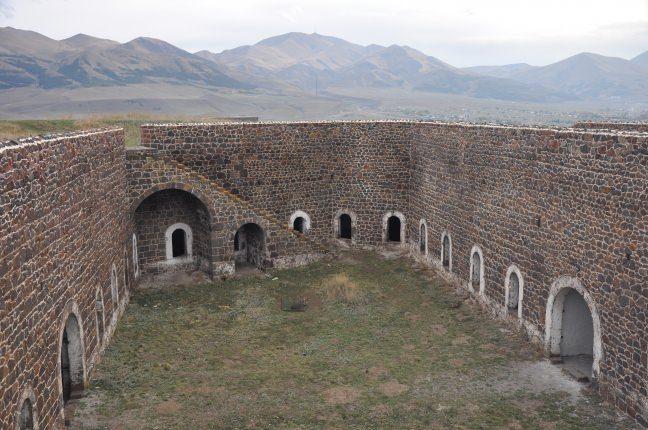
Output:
[1, 121, 646, 428]
[0, 130, 129, 429]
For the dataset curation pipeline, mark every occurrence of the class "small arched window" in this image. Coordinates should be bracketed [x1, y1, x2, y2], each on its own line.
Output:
[110, 264, 118, 305]
[419, 223, 427, 254]
[471, 253, 481, 286]
[165, 223, 193, 261]
[18, 398, 34, 430]
[289, 211, 311, 234]
[505, 265, 524, 318]
[132, 233, 139, 278]
[293, 217, 305, 233]
[508, 273, 520, 310]
[441, 233, 452, 270]
[95, 288, 105, 345]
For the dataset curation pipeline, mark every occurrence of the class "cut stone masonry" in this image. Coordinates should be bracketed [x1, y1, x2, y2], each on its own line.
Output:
[1, 120, 646, 428]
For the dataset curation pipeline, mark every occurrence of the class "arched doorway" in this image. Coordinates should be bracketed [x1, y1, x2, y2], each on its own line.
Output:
[60, 314, 84, 406]
[505, 265, 524, 318]
[293, 217, 305, 233]
[339, 214, 352, 239]
[134, 189, 212, 274]
[546, 277, 601, 381]
[382, 211, 405, 243]
[470, 247, 483, 294]
[95, 288, 105, 346]
[419, 222, 427, 254]
[234, 223, 266, 270]
[387, 216, 401, 242]
[110, 264, 118, 309]
[338, 214, 353, 239]
[172, 229, 186, 256]
[132, 233, 139, 279]
[441, 233, 452, 271]
[18, 398, 34, 430]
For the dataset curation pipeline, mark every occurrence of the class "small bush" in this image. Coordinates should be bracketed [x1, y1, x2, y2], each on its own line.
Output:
[318, 273, 367, 306]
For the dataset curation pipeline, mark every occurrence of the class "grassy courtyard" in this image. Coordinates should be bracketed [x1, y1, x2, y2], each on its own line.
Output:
[71, 250, 635, 429]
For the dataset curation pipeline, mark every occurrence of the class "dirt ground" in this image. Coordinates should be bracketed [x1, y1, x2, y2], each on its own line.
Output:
[70, 250, 638, 429]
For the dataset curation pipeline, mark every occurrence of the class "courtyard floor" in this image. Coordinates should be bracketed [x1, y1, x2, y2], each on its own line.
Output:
[71, 250, 637, 429]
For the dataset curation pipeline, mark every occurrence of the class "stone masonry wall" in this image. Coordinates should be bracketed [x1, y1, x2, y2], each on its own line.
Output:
[139, 122, 412, 246]
[0, 130, 130, 429]
[1, 121, 645, 427]
[408, 123, 646, 424]
[125, 148, 323, 276]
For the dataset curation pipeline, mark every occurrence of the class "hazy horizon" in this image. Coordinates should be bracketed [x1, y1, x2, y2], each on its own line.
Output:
[0, 0, 646, 67]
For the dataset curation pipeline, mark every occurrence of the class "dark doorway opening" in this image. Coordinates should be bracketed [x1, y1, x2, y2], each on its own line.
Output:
[293, 217, 305, 233]
[339, 214, 352, 239]
[172, 229, 187, 257]
[61, 329, 71, 403]
[60, 314, 83, 408]
[19, 399, 34, 430]
[387, 216, 401, 242]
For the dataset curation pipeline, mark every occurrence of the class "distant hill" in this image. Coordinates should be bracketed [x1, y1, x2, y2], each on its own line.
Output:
[462, 63, 536, 79]
[197, 33, 569, 102]
[0, 27, 646, 116]
[0, 27, 249, 90]
[62, 34, 120, 50]
[631, 51, 648, 68]
[511, 53, 648, 101]
[466, 53, 648, 101]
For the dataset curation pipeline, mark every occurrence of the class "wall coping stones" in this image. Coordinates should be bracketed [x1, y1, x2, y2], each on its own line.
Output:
[0, 127, 123, 153]
[139, 120, 648, 139]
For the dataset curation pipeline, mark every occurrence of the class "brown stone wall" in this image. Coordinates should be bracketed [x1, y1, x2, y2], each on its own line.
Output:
[408, 123, 647, 424]
[1, 121, 645, 427]
[139, 122, 412, 245]
[0, 130, 130, 429]
[125, 148, 322, 276]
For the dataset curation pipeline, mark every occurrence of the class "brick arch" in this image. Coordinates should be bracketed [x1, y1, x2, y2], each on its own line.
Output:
[15, 385, 40, 430]
[56, 301, 87, 420]
[130, 183, 217, 222]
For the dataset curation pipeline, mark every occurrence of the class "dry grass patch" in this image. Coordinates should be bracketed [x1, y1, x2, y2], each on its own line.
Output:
[318, 272, 367, 305]
[155, 400, 181, 415]
[378, 380, 409, 397]
[323, 386, 361, 405]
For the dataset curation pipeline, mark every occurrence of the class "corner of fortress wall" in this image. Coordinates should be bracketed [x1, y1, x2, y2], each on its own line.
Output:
[1, 121, 646, 427]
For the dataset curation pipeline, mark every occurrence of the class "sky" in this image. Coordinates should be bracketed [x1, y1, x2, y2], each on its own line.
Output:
[0, 0, 646, 67]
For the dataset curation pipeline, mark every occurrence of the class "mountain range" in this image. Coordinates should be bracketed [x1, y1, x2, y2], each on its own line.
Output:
[0, 26, 646, 120]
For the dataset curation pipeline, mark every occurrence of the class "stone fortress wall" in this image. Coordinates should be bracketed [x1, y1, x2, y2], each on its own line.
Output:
[0, 121, 645, 428]
[0, 130, 130, 429]
[408, 123, 646, 423]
